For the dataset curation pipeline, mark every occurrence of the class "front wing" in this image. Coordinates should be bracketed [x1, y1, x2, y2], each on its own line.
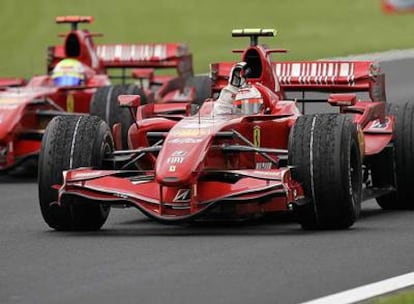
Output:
[57, 168, 304, 222]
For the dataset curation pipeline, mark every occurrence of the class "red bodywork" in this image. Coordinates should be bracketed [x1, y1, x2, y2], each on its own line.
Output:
[0, 78, 26, 90]
[0, 16, 196, 171]
[57, 32, 392, 222]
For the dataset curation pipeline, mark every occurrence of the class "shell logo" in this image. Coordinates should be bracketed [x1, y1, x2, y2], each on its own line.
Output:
[66, 94, 74, 113]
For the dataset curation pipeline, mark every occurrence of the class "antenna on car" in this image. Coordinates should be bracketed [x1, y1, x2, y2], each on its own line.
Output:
[231, 28, 276, 46]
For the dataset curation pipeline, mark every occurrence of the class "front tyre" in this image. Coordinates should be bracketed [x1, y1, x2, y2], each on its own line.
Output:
[38, 115, 113, 231]
[288, 114, 362, 230]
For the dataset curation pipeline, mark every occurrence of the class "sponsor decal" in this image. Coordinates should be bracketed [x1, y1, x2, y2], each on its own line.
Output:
[255, 162, 272, 170]
[168, 138, 203, 144]
[179, 122, 214, 129]
[253, 125, 261, 147]
[167, 156, 184, 164]
[252, 170, 282, 178]
[167, 151, 186, 165]
[66, 93, 75, 113]
[171, 150, 187, 157]
[71, 171, 104, 179]
[170, 128, 210, 137]
[173, 189, 191, 203]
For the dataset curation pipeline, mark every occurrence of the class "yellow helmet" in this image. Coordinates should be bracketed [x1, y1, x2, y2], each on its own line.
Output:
[52, 58, 85, 86]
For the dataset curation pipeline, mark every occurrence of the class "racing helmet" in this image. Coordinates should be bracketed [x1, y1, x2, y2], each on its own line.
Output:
[233, 86, 264, 114]
[52, 58, 85, 86]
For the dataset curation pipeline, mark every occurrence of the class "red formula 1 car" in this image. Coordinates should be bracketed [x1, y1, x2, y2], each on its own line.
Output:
[38, 29, 414, 231]
[0, 16, 206, 173]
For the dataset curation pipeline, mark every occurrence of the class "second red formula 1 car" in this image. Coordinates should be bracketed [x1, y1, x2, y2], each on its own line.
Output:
[0, 16, 206, 174]
[38, 29, 414, 231]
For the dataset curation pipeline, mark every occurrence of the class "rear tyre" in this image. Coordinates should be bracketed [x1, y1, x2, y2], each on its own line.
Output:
[288, 114, 362, 230]
[38, 115, 114, 231]
[376, 102, 414, 209]
[186, 75, 211, 105]
[90, 84, 146, 149]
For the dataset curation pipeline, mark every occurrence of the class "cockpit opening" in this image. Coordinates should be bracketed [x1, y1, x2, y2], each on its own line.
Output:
[65, 33, 81, 57]
[243, 48, 262, 79]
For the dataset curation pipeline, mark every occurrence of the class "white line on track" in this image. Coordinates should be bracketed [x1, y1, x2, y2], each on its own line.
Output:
[300, 272, 414, 304]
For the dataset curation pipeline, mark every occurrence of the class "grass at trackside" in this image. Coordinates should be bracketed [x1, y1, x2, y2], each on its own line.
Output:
[1, 0, 414, 76]
[368, 289, 414, 303]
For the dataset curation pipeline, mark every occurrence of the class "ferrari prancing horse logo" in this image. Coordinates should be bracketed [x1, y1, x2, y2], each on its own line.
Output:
[253, 125, 261, 147]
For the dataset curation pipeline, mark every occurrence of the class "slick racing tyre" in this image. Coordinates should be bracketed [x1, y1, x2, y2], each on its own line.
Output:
[376, 102, 414, 209]
[90, 84, 146, 149]
[38, 115, 114, 231]
[288, 114, 362, 230]
[186, 75, 211, 105]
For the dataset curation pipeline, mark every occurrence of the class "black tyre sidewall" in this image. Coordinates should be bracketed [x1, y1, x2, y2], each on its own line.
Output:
[38, 116, 113, 230]
[377, 102, 414, 209]
[289, 114, 362, 229]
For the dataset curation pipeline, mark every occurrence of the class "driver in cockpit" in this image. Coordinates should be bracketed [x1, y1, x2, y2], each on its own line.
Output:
[51, 58, 86, 87]
[212, 62, 264, 115]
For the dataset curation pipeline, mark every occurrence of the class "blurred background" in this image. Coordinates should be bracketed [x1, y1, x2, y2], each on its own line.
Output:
[1, 0, 414, 76]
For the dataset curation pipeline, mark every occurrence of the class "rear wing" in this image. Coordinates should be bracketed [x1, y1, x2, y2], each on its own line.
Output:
[95, 43, 193, 78]
[47, 43, 194, 79]
[210, 60, 386, 102]
[274, 61, 386, 102]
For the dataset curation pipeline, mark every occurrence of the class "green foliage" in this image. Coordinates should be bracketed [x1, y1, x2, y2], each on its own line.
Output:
[370, 289, 414, 304]
[1, 0, 414, 76]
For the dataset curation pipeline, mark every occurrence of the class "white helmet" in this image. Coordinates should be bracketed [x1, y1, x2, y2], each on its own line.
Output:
[233, 86, 263, 114]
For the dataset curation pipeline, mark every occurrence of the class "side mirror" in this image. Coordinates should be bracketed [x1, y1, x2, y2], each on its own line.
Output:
[118, 95, 141, 108]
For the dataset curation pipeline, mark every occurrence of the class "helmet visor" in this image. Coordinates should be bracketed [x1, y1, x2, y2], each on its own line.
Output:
[53, 75, 82, 87]
[233, 98, 263, 114]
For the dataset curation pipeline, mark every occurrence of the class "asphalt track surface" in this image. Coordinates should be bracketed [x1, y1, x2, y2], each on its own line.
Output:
[1, 58, 414, 304]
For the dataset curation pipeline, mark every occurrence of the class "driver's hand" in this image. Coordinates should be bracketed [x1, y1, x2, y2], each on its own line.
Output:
[229, 62, 247, 87]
